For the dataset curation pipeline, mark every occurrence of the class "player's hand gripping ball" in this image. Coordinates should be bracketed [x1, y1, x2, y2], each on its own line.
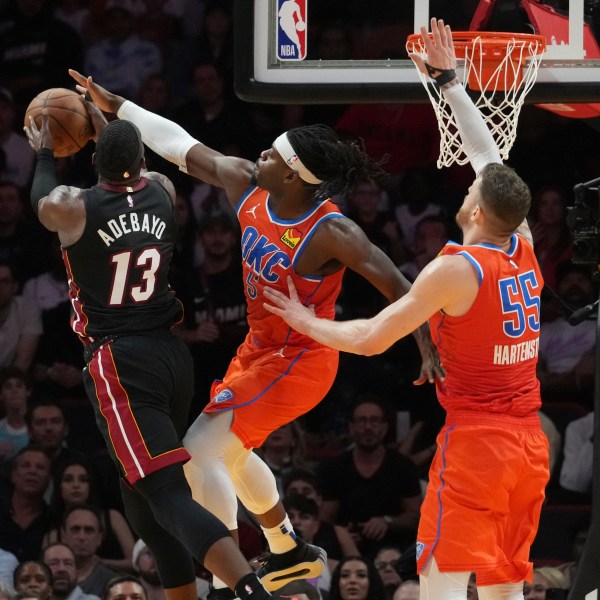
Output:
[296, 20, 306, 31]
[24, 88, 94, 157]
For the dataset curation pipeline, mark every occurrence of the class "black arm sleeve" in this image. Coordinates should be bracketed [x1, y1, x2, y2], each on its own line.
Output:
[30, 148, 58, 216]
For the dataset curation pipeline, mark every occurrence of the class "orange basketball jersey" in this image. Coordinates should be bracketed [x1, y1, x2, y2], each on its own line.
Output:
[429, 234, 544, 419]
[236, 186, 345, 350]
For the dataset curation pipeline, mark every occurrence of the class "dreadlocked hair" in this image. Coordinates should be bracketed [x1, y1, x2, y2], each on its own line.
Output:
[287, 125, 388, 199]
[95, 120, 144, 181]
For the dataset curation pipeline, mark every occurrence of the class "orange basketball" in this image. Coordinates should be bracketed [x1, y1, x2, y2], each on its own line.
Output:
[24, 88, 93, 158]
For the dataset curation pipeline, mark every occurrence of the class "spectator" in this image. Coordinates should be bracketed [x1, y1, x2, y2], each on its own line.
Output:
[343, 180, 404, 266]
[172, 210, 247, 420]
[26, 402, 85, 477]
[59, 505, 117, 598]
[131, 539, 209, 600]
[172, 60, 255, 159]
[103, 576, 146, 600]
[43, 457, 135, 573]
[392, 580, 419, 600]
[282, 470, 360, 565]
[85, 0, 163, 99]
[257, 422, 309, 496]
[399, 215, 452, 283]
[317, 397, 421, 557]
[0, 260, 42, 373]
[168, 0, 234, 102]
[170, 192, 202, 276]
[0, 367, 31, 461]
[42, 543, 100, 600]
[130, 541, 164, 600]
[537, 263, 596, 403]
[523, 566, 568, 600]
[12, 562, 52, 600]
[24, 235, 85, 402]
[0, 0, 83, 116]
[0, 548, 18, 587]
[391, 166, 445, 256]
[556, 516, 589, 588]
[529, 185, 572, 291]
[373, 546, 402, 600]
[0, 446, 51, 561]
[328, 556, 384, 600]
[558, 411, 593, 499]
[0, 88, 34, 191]
[0, 182, 50, 287]
[281, 495, 332, 592]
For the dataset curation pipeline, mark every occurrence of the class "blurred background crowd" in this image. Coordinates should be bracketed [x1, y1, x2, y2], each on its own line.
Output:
[0, 1, 599, 599]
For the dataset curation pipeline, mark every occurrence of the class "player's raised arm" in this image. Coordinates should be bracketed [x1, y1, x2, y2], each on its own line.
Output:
[408, 19, 533, 244]
[68, 69, 253, 202]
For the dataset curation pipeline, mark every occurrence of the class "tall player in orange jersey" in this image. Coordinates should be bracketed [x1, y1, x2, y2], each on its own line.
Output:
[264, 19, 549, 600]
[70, 69, 443, 597]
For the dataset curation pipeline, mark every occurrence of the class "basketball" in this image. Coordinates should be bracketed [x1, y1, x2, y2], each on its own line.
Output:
[24, 88, 93, 157]
[296, 20, 306, 31]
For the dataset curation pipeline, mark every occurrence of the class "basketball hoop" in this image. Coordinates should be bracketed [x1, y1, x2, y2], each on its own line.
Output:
[406, 32, 546, 168]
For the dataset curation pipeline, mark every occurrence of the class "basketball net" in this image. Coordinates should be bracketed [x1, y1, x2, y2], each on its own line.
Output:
[406, 33, 546, 168]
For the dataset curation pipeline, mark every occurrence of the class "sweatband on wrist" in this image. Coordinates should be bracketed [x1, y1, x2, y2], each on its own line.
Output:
[117, 100, 200, 173]
[30, 148, 57, 215]
[425, 63, 457, 86]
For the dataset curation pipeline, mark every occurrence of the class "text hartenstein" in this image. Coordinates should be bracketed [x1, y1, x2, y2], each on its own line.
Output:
[493, 339, 539, 365]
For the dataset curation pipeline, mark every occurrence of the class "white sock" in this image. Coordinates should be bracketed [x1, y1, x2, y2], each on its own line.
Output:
[212, 576, 228, 590]
[261, 516, 298, 553]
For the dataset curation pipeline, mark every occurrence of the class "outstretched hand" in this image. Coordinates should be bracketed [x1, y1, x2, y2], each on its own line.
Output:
[263, 276, 316, 334]
[413, 326, 445, 386]
[79, 96, 108, 142]
[409, 17, 457, 77]
[69, 69, 125, 115]
[24, 110, 53, 152]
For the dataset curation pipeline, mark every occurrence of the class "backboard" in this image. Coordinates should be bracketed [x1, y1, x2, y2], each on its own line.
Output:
[234, 0, 600, 105]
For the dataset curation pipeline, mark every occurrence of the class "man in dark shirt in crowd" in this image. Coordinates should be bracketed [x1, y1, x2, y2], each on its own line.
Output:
[317, 397, 422, 557]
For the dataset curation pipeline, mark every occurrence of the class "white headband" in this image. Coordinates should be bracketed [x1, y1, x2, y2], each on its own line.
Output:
[273, 133, 322, 185]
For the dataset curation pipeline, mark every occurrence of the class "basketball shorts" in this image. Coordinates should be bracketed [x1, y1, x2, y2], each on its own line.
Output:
[416, 413, 549, 586]
[203, 341, 339, 448]
[82, 331, 194, 485]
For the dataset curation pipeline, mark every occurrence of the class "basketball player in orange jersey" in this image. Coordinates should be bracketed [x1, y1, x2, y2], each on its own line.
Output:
[263, 19, 550, 600]
[70, 69, 443, 598]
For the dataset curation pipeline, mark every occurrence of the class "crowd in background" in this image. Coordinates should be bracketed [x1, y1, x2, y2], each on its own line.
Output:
[0, 0, 599, 599]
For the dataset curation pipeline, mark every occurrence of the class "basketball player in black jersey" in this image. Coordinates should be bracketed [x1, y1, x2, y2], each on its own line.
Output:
[25, 108, 281, 600]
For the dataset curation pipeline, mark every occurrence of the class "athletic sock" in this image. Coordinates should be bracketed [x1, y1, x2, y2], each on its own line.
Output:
[261, 516, 298, 553]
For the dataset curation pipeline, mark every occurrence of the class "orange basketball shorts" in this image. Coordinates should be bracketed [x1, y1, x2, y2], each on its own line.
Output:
[416, 413, 549, 586]
[203, 342, 339, 448]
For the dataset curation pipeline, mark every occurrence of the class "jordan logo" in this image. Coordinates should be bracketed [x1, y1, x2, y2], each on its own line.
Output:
[273, 347, 286, 357]
[246, 204, 260, 218]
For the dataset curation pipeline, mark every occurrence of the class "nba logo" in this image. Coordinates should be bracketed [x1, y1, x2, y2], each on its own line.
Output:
[276, 0, 307, 61]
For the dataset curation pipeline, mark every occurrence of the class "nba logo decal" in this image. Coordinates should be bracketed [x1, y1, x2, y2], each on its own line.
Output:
[276, 0, 307, 61]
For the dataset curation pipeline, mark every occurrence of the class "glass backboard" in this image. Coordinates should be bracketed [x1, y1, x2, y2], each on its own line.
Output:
[234, 0, 600, 105]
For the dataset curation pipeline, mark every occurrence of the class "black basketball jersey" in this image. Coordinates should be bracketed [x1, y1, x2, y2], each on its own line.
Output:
[63, 178, 183, 340]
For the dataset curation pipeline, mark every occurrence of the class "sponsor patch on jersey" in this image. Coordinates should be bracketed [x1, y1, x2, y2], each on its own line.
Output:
[213, 388, 234, 403]
[415, 542, 425, 560]
[280, 227, 303, 249]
